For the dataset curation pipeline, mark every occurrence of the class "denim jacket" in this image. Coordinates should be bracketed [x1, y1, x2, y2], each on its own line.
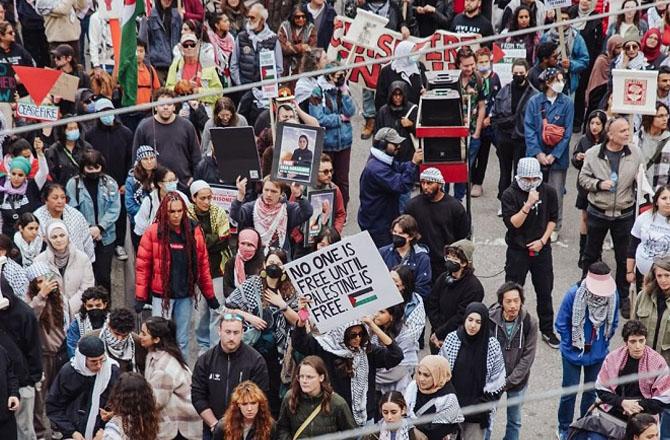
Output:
[524, 92, 574, 170]
[139, 8, 183, 69]
[66, 174, 121, 246]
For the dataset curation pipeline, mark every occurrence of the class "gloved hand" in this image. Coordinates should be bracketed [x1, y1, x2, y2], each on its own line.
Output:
[135, 300, 149, 314]
[207, 297, 221, 310]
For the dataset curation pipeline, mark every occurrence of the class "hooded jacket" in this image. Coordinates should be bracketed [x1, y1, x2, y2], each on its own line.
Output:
[375, 81, 419, 163]
[309, 76, 357, 152]
[427, 270, 485, 340]
[501, 181, 558, 250]
[378, 243, 432, 299]
[85, 121, 133, 186]
[490, 79, 536, 141]
[488, 303, 538, 392]
[139, 5, 182, 69]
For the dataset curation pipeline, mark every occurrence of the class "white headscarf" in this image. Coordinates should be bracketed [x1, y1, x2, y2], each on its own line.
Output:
[71, 348, 117, 439]
[391, 41, 420, 84]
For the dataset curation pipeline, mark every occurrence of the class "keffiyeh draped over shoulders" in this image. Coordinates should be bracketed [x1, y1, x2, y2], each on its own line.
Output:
[571, 280, 616, 352]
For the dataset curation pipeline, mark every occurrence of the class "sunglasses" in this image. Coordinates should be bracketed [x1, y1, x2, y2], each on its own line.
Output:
[221, 313, 243, 322]
[182, 42, 197, 48]
[349, 331, 364, 339]
[624, 44, 639, 50]
[294, 14, 306, 19]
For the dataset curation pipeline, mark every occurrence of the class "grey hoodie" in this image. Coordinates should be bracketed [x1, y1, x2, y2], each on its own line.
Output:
[488, 303, 538, 392]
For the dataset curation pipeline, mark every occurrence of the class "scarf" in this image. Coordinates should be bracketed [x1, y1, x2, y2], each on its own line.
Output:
[315, 321, 369, 425]
[615, 50, 647, 70]
[391, 41, 420, 85]
[586, 36, 623, 101]
[295, 77, 318, 104]
[370, 147, 394, 166]
[245, 23, 275, 50]
[379, 419, 411, 440]
[571, 280, 616, 352]
[206, 25, 234, 72]
[0, 177, 27, 195]
[642, 28, 663, 63]
[547, 27, 575, 58]
[573, 3, 595, 31]
[46, 221, 71, 269]
[71, 348, 117, 440]
[100, 322, 136, 371]
[76, 315, 94, 342]
[451, 303, 490, 409]
[252, 197, 288, 248]
[234, 229, 259, 287]
[13, 231, 42, 267]
[417, 355, 451, 394]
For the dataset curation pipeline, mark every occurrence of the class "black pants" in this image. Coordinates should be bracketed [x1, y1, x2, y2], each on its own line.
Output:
[582, 213, 635, 304]
[505, 246, 555, 334]
[0, 414, 17, 440]
[93, 242, 114, 292]
[471, 129, 494, 186]
[115, 193, 127, 248]
[21, 27, 49, 67]
[496, 139, 524, 200]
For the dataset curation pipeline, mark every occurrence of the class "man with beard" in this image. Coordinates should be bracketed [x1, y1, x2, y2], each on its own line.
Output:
[132, 88, 202, 190]
[375, 81, 418, 163]
[358, 128, 422, 247]
[65, 286, 110, 358]
[405, 167, 470, 282]
[450, 0, 493, 46]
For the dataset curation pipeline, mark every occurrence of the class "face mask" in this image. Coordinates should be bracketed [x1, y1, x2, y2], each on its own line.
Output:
[99, 115, 114, 126]
[164, 181, 178, 192]
[478, 65, 490, 73]
[512, 75, 526, 86]
[392, 234, 407, 248]
[515, 175, 542, 192]
[65, 130, 80, 142]
[334, 76, 345, 87]
[409, 54, 421, 63]
[444, 259, 460, 273]
[550, 81, 565, 93]
[87, 309, 108, 329]
[85, 171, 100, 180]
[265, 263, 283, 279]
[85, 104, 96, 113]
[239, 246, 256, 261]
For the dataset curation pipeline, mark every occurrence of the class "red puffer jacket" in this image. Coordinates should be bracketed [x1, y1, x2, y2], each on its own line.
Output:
[135, 222, 215, 302]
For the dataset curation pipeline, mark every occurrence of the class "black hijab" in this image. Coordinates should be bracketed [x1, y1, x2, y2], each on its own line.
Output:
[451, 302, 490, 409]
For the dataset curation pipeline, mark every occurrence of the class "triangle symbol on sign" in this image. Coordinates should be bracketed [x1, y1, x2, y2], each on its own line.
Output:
[12, 66, 62, 106]
[492, 43, 505, 64]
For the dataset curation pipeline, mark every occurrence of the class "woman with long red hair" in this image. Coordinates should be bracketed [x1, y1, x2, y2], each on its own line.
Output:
[214, 381, 275, 440]
[134, 192, 221, 361]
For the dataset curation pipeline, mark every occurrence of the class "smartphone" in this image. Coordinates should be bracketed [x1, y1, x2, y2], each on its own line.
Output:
[298, 308, 310, 322]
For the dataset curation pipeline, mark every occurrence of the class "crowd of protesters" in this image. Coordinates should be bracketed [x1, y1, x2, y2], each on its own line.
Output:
[0, 0, 666, 439]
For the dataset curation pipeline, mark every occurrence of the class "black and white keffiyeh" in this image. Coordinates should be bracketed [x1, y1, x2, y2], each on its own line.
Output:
[571, 280, 616, 352]
[404, 380, 464, 425]
[100, 322, 136, 371]
[315, 321, 369, 425]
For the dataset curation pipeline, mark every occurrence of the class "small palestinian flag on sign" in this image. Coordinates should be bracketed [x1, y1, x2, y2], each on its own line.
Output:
[261, 67, 276, 80]
[348, 287, 377, 308]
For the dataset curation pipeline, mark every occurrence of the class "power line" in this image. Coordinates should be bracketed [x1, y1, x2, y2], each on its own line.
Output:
[1, 0, 666, 137]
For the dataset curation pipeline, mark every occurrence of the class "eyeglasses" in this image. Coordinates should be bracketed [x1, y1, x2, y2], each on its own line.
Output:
[182, 42, 197, 48]
[624, 44, 639, 50]
[222, 313, 244, 322]
[319, 169, 333, 175]
[294, 14, 306, 19]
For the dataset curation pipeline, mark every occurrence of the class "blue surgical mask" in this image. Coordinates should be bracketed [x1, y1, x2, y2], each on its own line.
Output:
[99, 115, 114, 126]
[65, 130, 80, 141]
[164, 181, 178, 192]
[410, 54, 421, 63]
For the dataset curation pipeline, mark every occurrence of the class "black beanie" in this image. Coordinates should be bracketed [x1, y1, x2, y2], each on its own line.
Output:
[78, 335, 105, 357]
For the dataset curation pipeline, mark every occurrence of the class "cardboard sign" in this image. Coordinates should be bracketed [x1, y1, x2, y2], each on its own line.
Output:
[328, 15, 478, 90]
[210, 126, 262, 184]
[342, 9, 389, 50]
[304, 189, 335, 247]
[260, 50, 278, 100]
[545, 0, 571, 8]
[284, 231, 403, 333]
[0, 63, 16, 102]
[16, 101, 59, 121]
[210, 184, 238, 227]
[271, 122, 324, 187]
[98, 0, 123, 19]
[611, 69, 658, 115]
[492, 42, 528, 86]
[49, 72, 79, 102]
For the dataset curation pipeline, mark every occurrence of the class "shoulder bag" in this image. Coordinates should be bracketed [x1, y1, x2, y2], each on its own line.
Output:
[541, 103, 565, 148]
[293, 402, 323, 440]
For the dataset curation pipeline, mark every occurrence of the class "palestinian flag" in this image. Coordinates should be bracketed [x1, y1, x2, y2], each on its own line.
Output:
[118, 0, 145, 107]
[348, 287, 377, 308]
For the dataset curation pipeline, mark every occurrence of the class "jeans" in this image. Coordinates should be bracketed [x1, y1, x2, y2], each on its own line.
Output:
[152, 296, 193, 361]
[471, 128, 494, 186]
[582, 213, 635, 305]
[484, 386, 527, 440]
[362, 89, 376, 118]
[544, 168, 567, 231]
[196, 277, 224, 352]
[16, 386, 35, 440]
[661, 408, 670, 438]
[454, 137, 481, 200]
[557, 357, 602, 432]
[505, 246, 555, 334]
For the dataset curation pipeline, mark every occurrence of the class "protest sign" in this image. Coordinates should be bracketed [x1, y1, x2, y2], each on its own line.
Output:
[16, 100, 59, 121]
[210, 184, 238, 228]
[211, 126, 262, 184]
[304, 189, 335, 247]
[12, 66, 62, 105]
[98, 0, 123, 18]
[284, 231, 403, 333]
[342, 9, 389, 50]
[272, 122, 324, 187]
[545, 0, 571, 9]
[492, 43, 527, 86]
[0, 63, 16, 102]
[611, 69, 658, 115]
[328, 15, 478, 90]
[260, 50, 279, 100]
[50, 72, 80, 102]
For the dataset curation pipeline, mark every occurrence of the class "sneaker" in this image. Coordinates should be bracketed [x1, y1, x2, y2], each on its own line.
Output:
[471, 184, 483, 197]
[497, 207, 502, 217]
[115, 246, 128, 261]
[542, 331, 560, 349]
[551, 231, 559, 243]
[556, 428, 567, 440]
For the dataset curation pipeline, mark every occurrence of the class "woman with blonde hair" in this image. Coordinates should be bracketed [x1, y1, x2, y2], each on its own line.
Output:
[634, 256, 670, 364]
[214, 381, 275, 440]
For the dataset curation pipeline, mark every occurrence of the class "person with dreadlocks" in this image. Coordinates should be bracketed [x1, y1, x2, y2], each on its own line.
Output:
[135, 192, 221, 360]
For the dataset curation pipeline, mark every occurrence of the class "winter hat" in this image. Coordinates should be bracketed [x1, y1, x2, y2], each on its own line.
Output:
[190, 180, 211, 197]
[135, 145, 158, 162]
[94, 98, 114, 112]
[623, 27, 641, 46]
[447, 239, 474, 263]
[78, 335, 105, 357]
[25, 262, 51, 282]
[516, 157, 542, 179]
[420, 167, 445, 184]
[9, 156, 31, 175]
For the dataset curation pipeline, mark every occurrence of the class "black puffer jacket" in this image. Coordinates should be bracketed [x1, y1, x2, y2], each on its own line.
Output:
[45, 139, 92, 186]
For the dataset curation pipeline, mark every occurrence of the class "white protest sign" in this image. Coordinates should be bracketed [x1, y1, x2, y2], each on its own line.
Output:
[98, 0, 123, 19]
[16, 101, 59, 121]
[545, 0, 571, 9]
[259, 50, 278, 100]
[210, 184, 238, 227]
[342, 9, 389, 50]
[284, 231, 403, 333]
[492, 43, 527, 86]
[611, 69, 658, 115]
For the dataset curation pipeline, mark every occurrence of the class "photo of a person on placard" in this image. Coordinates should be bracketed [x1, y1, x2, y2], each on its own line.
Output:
[278, 127, 316, 183]
[291, 134, 313, 169]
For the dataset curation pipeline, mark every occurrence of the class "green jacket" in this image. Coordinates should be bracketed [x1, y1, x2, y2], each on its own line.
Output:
[634, 290, 670, 365]
[277, 390, 356, 440]
[165, 59, 223, 109]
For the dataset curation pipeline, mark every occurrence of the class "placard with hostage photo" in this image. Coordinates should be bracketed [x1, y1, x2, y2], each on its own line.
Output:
[272, 122, 324, 186]
[304, 189, 336, 246]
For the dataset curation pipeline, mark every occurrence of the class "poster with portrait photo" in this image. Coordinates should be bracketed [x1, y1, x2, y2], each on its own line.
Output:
[271, 122, 324, 187]
[304, 189, 336, 247]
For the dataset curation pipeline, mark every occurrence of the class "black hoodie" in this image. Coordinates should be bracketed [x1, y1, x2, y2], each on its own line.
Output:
[375, 81, 418, 162]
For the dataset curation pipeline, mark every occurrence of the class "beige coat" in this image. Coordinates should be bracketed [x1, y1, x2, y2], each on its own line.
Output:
[634, 291, 670, 365]
[44, 0, 88, 43]
[145, 350, 202, 440]
[34, 247, 94, 318]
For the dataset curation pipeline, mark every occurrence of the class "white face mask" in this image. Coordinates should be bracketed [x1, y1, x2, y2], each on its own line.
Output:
[551, 81, 565, 93]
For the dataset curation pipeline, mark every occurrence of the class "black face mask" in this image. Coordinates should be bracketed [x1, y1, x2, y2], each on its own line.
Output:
[334, 76, 345, 87]
[87, 309, 108, 329]
[512, 75, 526, 86]
[392, 234, 407, 248]
[444, 259, 460, 273]
[265, 263, 283, 279]
[84, 172, 101, 180]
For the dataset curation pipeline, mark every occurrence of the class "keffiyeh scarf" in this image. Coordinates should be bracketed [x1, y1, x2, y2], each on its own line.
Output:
[13, 231, 42, 267]
[252, 198, 288, 247]
[379, 419, 411, 440]
[391, 41, 420, 85]
[100, 322, 136, 371]
[315, 321, 369, 425]
[571, 280, 616, 352]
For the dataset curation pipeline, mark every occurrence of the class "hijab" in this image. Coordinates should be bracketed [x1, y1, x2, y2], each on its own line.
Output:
[391, 41, 420, 85]
[586, 35, 623, 101]
[451, 302, 490, 407]
[573, 0, 595, 31]
[46, 221, 71, 269]
[234, 229, 260, 287]
[642, 28, 663, 63]
[417, 355, 451, 394]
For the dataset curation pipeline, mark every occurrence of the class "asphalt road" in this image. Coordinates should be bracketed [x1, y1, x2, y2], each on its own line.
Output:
[107, 91, 626, 439]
